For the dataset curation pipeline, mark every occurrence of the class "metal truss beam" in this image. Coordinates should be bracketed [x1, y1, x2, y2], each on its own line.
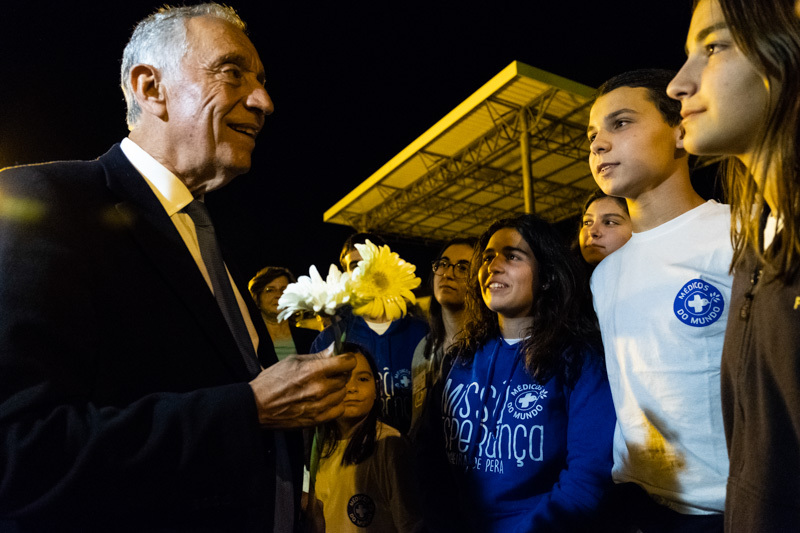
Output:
[352, 91, 593, 234]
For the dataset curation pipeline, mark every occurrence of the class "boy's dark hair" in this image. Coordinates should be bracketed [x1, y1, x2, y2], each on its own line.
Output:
[319, 342, 383, 466]
[596, 69, 682, 126]
[339, 232, 387, 270]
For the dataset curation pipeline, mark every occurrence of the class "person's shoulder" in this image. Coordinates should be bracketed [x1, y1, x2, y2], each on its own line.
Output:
[0, 150, 123, 233]
[694, 199, 732, 222]
[394, 314, 429, 334]
[319, 309, 358, 333]
[310, 322, 338, 351]
[376, 420, 403, 439]
[311, 311, 361, 349]
[702, 199, 731, 214]
[371, 423, 413, 475]
[1, 147, 120, 195]
[675, 198, 726, 225]
[374, 422, 408, 451]
[556, 342, 610, 396]
[576, 342, 606, 373]
[692, 201, 733, 252]
[413, 336, 428, 352]
[1, 158, 99, 187]
[708, 201, 733, 231]
[590, 246, 625, 285]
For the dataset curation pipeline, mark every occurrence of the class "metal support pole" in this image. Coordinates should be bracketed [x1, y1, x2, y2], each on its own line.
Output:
[520, 112, 534, 213]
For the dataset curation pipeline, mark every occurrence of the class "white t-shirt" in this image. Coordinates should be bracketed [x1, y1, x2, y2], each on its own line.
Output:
[591, 200, 733, 514]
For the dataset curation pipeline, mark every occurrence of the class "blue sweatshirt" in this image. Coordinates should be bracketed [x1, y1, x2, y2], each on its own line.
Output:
[311, 311, 428, 434]
[440, 337, 615, 532]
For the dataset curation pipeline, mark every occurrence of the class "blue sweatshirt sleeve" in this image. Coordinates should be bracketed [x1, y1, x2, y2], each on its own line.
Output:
[527, 353, 616, 531]
[310, 327, 335, 354]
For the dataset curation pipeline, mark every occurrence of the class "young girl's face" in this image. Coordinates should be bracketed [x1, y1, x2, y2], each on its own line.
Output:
[667, 0, 770, 162]
[579, 197, 632, 265]
[341, 352, 377, 424]
[479, 228, 539, 320]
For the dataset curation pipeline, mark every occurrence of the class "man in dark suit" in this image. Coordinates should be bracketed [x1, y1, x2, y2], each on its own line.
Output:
[0, 4, 355, 531]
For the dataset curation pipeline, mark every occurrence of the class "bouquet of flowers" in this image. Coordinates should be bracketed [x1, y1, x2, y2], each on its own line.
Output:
[277, 240, 421, 351]
[347, 239, 421, 321]
[277, 240, 421, 519]
[276, 264, 351, 323]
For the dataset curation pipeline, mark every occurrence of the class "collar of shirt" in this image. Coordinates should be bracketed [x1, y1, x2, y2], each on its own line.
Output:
[118, 137, 262, 361]
[119, 137, 195, 215]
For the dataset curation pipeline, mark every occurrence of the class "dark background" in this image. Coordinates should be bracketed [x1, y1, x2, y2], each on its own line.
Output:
[0, 1, 702, 283]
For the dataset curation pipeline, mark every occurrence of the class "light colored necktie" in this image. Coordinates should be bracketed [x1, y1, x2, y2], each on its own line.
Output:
[183, 200, 261, 377]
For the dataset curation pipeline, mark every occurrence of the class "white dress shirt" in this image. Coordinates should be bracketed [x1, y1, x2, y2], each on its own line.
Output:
[120, 138, 260, 357]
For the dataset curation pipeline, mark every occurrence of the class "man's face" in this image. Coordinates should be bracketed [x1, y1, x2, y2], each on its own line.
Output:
[162, 16, 273, 194]
[587, 87, 684, 200]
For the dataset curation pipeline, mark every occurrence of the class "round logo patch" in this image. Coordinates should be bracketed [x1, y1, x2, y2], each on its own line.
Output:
[673, 278, 725, 327]
[347, 494, 375, 527]
[393, 368, 412, 390]
[506, 383, 548, 420]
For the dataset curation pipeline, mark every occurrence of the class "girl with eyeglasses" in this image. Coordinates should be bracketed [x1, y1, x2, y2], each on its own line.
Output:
[409, 237, 476, 437]
[667, 0, 800, 529]
[417, 215, 615, 532]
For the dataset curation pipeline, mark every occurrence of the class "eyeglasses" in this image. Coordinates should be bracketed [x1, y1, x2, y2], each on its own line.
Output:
[432, 259, 470, 279]
[262, 286, 287, 295]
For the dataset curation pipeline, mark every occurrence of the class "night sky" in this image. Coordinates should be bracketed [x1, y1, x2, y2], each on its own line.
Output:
[0, 1, 696, 282]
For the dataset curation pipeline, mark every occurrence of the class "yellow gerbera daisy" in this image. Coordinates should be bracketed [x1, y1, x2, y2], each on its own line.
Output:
[349, 240, 421, 321]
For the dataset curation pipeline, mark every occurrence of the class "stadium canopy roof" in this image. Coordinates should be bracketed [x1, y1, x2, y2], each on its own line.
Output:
[323, 61, 598, 244]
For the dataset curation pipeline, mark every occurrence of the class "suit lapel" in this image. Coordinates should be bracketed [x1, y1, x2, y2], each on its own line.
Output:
[98, 145, 256, 381]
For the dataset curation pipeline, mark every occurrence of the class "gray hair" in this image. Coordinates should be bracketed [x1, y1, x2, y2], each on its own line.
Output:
[120, 3, 246, 130]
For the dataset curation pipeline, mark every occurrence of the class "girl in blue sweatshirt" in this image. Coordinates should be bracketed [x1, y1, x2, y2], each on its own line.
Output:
[425, 214, 615, 532]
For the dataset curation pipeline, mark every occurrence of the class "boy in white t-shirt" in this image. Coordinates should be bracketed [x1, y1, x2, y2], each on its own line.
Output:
[586, 69, 732, 533]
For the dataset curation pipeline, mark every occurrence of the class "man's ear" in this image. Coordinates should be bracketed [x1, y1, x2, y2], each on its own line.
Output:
[675, 123, 685, 150]
[129, 64, 168, 120]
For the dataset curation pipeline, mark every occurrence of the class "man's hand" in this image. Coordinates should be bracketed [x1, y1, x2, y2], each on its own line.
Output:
[249, 344, 356, 429]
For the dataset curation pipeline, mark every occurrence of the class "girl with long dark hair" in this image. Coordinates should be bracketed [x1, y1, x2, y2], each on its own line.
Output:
[314, 343, 422, 532]
[668, 1, 800, 529]
[410, 237, 476, 435]
[428, 214, 615, 531]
